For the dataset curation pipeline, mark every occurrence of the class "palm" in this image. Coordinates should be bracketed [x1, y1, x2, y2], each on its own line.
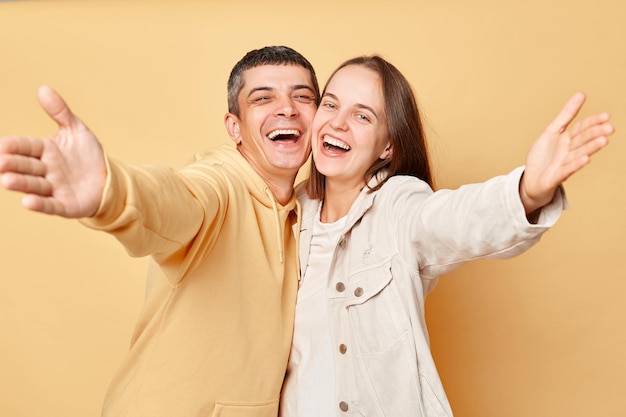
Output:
[38, 124, 105, 216]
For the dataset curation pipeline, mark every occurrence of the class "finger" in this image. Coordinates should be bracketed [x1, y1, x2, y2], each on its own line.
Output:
[22, 194, 64, 215]
[1, 172, 53, 196]
[0, 154, 47, 176]
[569, 121, 614, 150]
[37, 85, 76, 129]
[545, 92, 586, 134]
[557, 134, 608, 180]
[568, 135, 609, 162]
[568, 112, 612, 139]
[558, 155, 592, 184]
[0, 136, 45, 158]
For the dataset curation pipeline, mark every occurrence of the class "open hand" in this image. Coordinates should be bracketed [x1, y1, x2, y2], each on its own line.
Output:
[520, 93, 614, 214]
[0, 86, 106, 218]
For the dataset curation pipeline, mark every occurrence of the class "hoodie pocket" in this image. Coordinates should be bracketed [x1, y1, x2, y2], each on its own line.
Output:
[211, 398, 278, 417]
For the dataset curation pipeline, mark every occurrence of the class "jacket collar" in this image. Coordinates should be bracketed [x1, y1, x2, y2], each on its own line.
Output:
[295, 171, 389, 280]
[298, 170, 390, 237]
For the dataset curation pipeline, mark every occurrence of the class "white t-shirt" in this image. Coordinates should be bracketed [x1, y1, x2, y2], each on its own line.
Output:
[280, 209, 346, 417]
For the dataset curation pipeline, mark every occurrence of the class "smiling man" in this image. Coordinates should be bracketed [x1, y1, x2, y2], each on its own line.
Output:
[225, 63, 318, 205]
[0, 46, 319, 417]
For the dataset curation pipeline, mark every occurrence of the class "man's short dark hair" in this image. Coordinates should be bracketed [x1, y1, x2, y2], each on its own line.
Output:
[227, 46, 320, 116]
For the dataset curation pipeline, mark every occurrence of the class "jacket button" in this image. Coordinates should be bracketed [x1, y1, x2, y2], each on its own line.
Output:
[339, 344, 347, 354]
[336, 282, 345, 292]
[338, 237, 346, 247]
[339, 401, 349, 412]
[354, 287, 363, 297]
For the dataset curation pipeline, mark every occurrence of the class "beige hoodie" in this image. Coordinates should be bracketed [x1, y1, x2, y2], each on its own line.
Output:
[81, 145, 300, 417]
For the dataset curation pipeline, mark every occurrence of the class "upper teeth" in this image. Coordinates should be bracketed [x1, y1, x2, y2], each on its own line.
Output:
[323, 136, 351, 150]
[268, 129, 300, 140]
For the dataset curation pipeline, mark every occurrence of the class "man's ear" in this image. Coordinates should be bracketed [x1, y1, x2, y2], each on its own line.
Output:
[380, 142, 393, 160]
[224, 113, 242, 145]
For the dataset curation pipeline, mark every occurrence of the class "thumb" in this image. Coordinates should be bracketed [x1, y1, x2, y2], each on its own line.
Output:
[37, 85, 76, 129]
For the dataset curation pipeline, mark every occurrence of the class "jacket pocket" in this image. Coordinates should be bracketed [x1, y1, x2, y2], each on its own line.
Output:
[346, 261, 409, 354]
[211, 398, 279, 417]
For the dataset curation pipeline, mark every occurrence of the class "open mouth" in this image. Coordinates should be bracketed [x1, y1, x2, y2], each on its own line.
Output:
[267, 129, 301, 141]
[323, 136, 351, 152]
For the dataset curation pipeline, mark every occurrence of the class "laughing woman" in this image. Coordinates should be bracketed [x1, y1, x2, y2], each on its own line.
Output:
[280, 56, 613, 417]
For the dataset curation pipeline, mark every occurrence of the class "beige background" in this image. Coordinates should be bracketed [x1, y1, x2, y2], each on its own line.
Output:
[1, 1, 624, 416]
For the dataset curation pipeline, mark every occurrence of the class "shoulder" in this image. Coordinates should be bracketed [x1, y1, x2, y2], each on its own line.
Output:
[182, 145, 263, 187]
[364, 176, 434, 220]
[376, 175, 433, 197]
[176, 146, 263, 202]
[187, 145, 240, 169]
[295, 180, 307, 199]
[295, 180, 320, 219]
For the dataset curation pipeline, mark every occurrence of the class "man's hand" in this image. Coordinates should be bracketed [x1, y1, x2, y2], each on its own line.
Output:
[0, 86, 106, 218]
[520, 93, 614, 214]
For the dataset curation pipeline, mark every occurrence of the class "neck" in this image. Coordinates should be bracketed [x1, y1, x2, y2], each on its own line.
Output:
[249, 166, 296, 206]
[321, 179, 365, 223]
[265, 176, 296, 206]
[236, 148, 297, 206]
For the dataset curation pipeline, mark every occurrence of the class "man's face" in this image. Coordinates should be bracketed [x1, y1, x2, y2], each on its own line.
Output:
[225, 64, 317, 185]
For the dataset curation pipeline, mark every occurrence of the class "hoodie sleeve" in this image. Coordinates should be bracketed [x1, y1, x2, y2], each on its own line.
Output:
[79, 156, 211, 260]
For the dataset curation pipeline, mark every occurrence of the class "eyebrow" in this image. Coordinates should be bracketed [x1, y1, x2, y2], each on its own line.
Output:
[292, 84, 316, 93]
[323, 92, 379, 118]
[247, 84, 315, 99]
[247, 86, 274, 99]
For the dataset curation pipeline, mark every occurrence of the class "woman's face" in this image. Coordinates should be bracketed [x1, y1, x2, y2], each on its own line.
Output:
[311, 65, 392, 189]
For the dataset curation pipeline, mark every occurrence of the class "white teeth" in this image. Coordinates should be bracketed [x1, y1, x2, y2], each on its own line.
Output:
[268, 129, 300, 140]
[323, 136, 351, 151]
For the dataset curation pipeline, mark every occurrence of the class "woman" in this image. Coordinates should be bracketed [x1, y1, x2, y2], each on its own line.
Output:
[280, 56, 612, 416]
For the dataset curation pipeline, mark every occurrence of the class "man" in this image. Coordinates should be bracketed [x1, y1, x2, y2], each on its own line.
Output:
[0, 46, 319, 417]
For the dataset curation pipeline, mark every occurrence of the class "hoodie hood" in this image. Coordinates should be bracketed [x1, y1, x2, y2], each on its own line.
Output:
[192, 145, 299, 264]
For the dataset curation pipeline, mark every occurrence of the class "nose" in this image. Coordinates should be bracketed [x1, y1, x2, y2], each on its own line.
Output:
[329, 110, 348, 131]
[275, 95, 298, 119]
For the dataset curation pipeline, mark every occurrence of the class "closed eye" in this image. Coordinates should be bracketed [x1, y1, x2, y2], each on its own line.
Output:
[294, 94, 316, 103]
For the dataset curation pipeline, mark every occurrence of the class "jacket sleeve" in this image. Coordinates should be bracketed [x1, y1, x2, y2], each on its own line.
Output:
[392, 166, 567, 280]
[79, 156, 218, 261]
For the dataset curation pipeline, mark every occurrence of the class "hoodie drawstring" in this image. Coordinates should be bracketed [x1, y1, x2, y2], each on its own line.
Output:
[266, 187, 285, 264]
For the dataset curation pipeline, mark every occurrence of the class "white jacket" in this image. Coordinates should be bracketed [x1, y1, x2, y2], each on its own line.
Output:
[296, 167, 566, 417]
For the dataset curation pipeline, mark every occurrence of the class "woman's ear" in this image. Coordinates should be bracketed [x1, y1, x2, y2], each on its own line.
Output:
[224, 113, 242, 145]
[380, 142, 393, 160]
